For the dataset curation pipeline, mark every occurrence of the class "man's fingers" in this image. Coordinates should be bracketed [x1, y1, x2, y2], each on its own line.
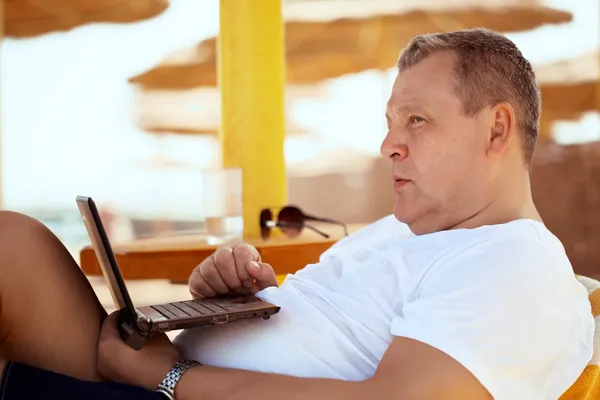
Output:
[233, 244, 260, 288]
[199, 257, 230, 295]
[189, 273, 218, 299]
[188, 244, 265, 298]
[246, 261, 278, 291]
[188, 261, 217, 299]
[213, 246, 243, 290]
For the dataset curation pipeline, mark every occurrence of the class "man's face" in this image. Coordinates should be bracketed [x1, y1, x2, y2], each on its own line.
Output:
[381, 51, 493, 234]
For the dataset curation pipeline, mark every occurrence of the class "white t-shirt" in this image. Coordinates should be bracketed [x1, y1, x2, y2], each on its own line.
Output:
[174, 216, 594, 400]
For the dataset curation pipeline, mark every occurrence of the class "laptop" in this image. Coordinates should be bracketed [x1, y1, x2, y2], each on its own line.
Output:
[76, 195, 281, 350]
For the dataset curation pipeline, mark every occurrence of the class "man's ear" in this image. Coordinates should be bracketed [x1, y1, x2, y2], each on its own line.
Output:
[486, 102, 516, 159]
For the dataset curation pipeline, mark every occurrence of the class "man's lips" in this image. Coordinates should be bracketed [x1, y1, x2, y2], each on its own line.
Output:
[392, 176, 411, 191]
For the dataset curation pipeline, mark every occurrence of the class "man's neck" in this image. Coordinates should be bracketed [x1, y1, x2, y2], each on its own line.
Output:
[450, 173, 541, 231]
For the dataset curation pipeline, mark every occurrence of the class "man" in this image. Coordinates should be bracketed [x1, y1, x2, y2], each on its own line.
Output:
[0, 29, 594, 399]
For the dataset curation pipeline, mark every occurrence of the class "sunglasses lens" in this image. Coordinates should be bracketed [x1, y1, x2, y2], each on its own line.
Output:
[278, 206, 304, 238]
[260, 209, 273, 240]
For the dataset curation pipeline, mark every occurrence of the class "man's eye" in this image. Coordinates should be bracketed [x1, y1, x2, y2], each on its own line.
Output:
[409, 116, 425, 124]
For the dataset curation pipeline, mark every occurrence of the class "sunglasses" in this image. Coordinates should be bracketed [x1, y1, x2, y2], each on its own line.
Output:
[259, 206, 348, 240]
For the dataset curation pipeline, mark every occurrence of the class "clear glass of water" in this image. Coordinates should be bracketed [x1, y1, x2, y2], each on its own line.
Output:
[202, 167, 243, 245]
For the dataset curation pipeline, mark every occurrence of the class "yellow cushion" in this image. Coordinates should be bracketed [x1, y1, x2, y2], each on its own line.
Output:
[276, 274, 287, 286]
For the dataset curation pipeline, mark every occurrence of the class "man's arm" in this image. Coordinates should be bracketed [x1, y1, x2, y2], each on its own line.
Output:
[174, 336, 491, 400]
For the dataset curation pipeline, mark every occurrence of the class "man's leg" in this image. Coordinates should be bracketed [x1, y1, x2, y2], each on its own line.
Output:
[0, 211, 106, 381]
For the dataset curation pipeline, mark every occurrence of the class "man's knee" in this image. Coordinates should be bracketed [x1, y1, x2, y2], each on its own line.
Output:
[0, 210, 46, 230]
[0, 210, 66, 280]
[0, 211, 55, 247]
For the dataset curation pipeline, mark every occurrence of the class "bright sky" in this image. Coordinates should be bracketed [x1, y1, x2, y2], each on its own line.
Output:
[0, 0, 598, 213]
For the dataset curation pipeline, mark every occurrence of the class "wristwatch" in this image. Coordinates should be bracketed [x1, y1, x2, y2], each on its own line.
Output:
[156, 360, 201, 400]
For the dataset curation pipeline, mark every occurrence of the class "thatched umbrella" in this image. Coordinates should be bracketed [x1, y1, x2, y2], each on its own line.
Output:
[536, 52, 599, 137]
[3, 0, 169, 38]
[129, 0, 572, 89]
[134, 85, 321, 136]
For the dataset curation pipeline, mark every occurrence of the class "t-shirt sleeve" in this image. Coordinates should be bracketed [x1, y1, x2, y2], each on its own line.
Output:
[390, 238, 592, 400]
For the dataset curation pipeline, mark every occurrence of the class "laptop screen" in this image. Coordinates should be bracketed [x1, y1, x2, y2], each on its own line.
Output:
[76, 195, 138, 324]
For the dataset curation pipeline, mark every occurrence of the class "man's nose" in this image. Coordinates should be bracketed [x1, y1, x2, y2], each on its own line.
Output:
[380, 131, 408, 160]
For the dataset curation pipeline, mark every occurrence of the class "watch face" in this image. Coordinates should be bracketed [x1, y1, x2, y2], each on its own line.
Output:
[156, 388, 175, 400]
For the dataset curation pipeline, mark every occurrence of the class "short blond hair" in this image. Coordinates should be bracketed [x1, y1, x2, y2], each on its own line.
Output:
[398, 28, 540, 165]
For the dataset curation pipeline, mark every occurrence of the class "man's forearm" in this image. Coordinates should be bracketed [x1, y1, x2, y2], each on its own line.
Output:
[176, 365, 372, 400]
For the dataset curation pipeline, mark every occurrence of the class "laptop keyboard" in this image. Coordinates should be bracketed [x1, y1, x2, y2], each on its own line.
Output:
[151, 299, 239, 320]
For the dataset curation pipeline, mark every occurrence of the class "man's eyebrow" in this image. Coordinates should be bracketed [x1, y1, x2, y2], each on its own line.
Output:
[396, 105, 417, 113]
[390, 104, 431, 116]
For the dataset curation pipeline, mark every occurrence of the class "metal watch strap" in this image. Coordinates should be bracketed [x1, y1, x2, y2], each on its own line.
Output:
[156, 360, 201, 400]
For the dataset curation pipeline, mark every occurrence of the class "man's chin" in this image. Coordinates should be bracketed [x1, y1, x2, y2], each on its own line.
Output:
[392, 202, 414, 226]
[392, 202, 436, 235]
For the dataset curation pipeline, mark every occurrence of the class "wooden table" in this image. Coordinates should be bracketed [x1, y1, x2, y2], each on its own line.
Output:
[80, 225, 364, 283]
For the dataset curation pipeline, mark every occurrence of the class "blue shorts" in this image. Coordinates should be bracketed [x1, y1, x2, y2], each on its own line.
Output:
[0, 361, 162, 400]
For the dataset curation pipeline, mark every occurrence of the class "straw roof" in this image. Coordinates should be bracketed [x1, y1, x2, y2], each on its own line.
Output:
[3, 0, 169, 38]
[129, 0, 572, 89]
[536, 52, 599, 136]
[134, 87, 322, 135]
[536, 52, 599, 84]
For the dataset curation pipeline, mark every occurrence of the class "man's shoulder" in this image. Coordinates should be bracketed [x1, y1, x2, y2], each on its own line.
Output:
[411, 219, 573, 287]
[419, 219, 564, 260]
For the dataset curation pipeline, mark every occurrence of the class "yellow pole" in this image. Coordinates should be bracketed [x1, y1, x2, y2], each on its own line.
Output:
[218, 0, 288, 238]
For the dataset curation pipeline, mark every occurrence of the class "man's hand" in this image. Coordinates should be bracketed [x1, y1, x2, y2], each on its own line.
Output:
[189, 243, 278, 299]
[97, 312, 181, 390]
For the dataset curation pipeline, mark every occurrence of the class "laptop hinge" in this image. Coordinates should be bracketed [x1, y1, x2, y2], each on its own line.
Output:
[135, 309, 153, 333]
